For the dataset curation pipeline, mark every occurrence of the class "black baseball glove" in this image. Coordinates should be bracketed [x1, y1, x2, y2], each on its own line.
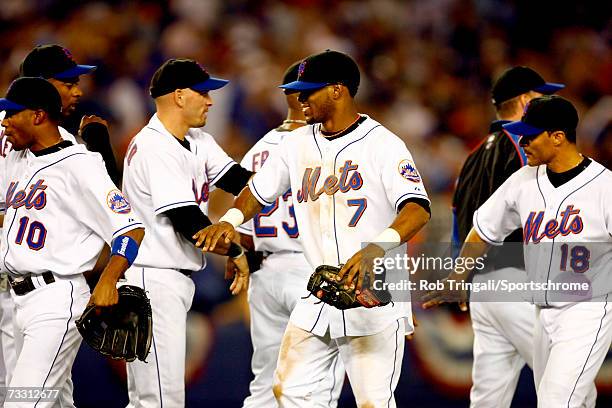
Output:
[75, 285, 153, 362]
[306, 265, 392, 310]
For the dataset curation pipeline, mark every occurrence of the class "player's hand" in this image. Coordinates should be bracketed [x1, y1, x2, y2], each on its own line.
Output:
[193, 222, 236, 252]
[79, 115, 108, 136]
[226, 253, 249, 295]
[89, 276, 119, 307]
[421, 277, 468, 311]
[338, 243, 385, 293]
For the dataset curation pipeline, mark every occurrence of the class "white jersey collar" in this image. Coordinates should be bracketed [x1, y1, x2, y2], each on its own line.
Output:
[146, 114, 187, 147]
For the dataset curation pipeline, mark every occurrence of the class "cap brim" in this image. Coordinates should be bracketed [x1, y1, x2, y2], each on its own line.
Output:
[534, 82, 565, 95]
[502, 121, 545, 137]
[0, 99, 26, 112]
[191, 77, 229, 92]
[53, 64, 97, 79]
[279, 80, 328, 92]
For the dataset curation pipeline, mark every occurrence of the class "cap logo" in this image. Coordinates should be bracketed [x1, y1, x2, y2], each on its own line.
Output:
[61, 47, 76, 63]
[298, 61, 307, 79]
[196, 61, 209, 75]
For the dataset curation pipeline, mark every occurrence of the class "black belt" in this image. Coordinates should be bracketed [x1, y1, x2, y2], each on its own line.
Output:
[8, 272, 55, 296]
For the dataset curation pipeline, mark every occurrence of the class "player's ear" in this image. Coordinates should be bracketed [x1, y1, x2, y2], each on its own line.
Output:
[330, 84, 342, 100]
[32, 109, 46, 126]
[174, 89, 185, 107]
[549, 130, 565, 146]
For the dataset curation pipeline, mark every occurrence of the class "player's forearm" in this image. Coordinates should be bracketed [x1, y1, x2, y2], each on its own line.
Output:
[223, 186, 265, 226]
[101, 228, 145, 283]
[239, 232, 255, 252]
[449, 228, 490, 281]
[389, 202, 431, 244]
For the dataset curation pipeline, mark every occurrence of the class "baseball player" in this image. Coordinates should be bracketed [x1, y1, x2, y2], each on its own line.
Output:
[0, 77, 144, 408]
[195, 50, 431, 407]
[0, 44, 120, 400]
[19, 44, 120, 184]
[424, 96, 612, 407]
[452, 66, 565, 407]
[121, 58, 254, 407]
[234, 61, 344, 408]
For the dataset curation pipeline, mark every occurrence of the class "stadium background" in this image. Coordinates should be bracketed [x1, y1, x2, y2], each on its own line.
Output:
[0, 0, 610, 406]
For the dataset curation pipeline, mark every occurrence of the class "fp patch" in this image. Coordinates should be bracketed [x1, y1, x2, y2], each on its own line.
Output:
[107, 189, 131, 214]
[398, 159, 421, 183]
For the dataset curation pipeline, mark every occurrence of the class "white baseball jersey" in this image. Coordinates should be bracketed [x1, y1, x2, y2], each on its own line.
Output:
[0, 143, 142, 277]
[122, 114, 235, 272]
[236, 128, 302, 254]
[0, 122, 76, 212]
[474, 160, 612, 305]
[249, 115, 429, 337]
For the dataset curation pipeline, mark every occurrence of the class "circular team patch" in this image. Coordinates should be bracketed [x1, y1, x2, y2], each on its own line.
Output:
[398, 159, 421, 183]
[107, 189, 131, 214]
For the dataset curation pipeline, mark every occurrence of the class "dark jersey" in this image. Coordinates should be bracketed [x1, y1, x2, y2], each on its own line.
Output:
[452, 120, 526, 269]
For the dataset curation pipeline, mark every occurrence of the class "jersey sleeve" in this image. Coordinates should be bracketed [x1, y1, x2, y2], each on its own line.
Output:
[236, 149, 255, 236]
[76, 154, 144, 242]
[248, 140, 290, 206]
[379, 135, 430, 212]
[473, 174, 522, 245]
[200, 133, 236, 186]
[604, 175, 612, 237]
[58, 126, 78, 144]
[136, 147, 198, 215]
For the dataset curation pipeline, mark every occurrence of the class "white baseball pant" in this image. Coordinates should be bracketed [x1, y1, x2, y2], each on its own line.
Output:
[243, 252, 344, 408]
[534, 296, 612, 408]
[124, 267, 195, 408]
[273, 319, 405, 408]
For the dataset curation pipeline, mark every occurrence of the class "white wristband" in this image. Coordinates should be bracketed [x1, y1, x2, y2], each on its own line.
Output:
[219, 208, 245, 228]
[372, 228, 402, 251]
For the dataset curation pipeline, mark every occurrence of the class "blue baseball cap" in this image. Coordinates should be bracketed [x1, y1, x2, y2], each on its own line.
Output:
[503, 95, 578, 137]
[0, 77, 62, 119]
[20, 45, 96, 80]
[149, 59, 229, 98]
[280, 50, 360, 96]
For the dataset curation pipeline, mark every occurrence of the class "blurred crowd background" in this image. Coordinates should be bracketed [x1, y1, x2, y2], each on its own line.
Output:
[1, 0, 610, 406]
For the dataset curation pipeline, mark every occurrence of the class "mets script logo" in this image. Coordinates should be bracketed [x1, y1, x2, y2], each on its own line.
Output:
[524, 205, 583, 244]
[193, 179, 209, 204]
[6, 179, 47, 210]
[296, 160, 363, 203]
[398, 159, 421, 183]
[107, 189, 131, 214]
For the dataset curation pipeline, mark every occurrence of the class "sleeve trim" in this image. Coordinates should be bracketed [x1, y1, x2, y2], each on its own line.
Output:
[473, 214, 504, 246]
[209, 160, 236, 185]
[154, 200, 198, 214]
[394, 192, 430, 211]
[112, 222, 145, 239]
[248, 179, 275, 206]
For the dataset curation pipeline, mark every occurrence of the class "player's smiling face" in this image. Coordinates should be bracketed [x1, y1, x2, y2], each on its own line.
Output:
[520, 131, 555, 166]
[298, 86, 334, 124]
[1, 109, 36, 150]
[48, 77, 83, 117]
[181, 88, 213, 128]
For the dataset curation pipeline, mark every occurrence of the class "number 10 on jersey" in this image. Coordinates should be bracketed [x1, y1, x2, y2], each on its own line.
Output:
[15, 216, 47, 250]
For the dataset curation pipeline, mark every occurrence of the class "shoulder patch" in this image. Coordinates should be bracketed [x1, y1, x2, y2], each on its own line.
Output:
[107, 189, 131, 214]
[398, 159, 421, 183]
